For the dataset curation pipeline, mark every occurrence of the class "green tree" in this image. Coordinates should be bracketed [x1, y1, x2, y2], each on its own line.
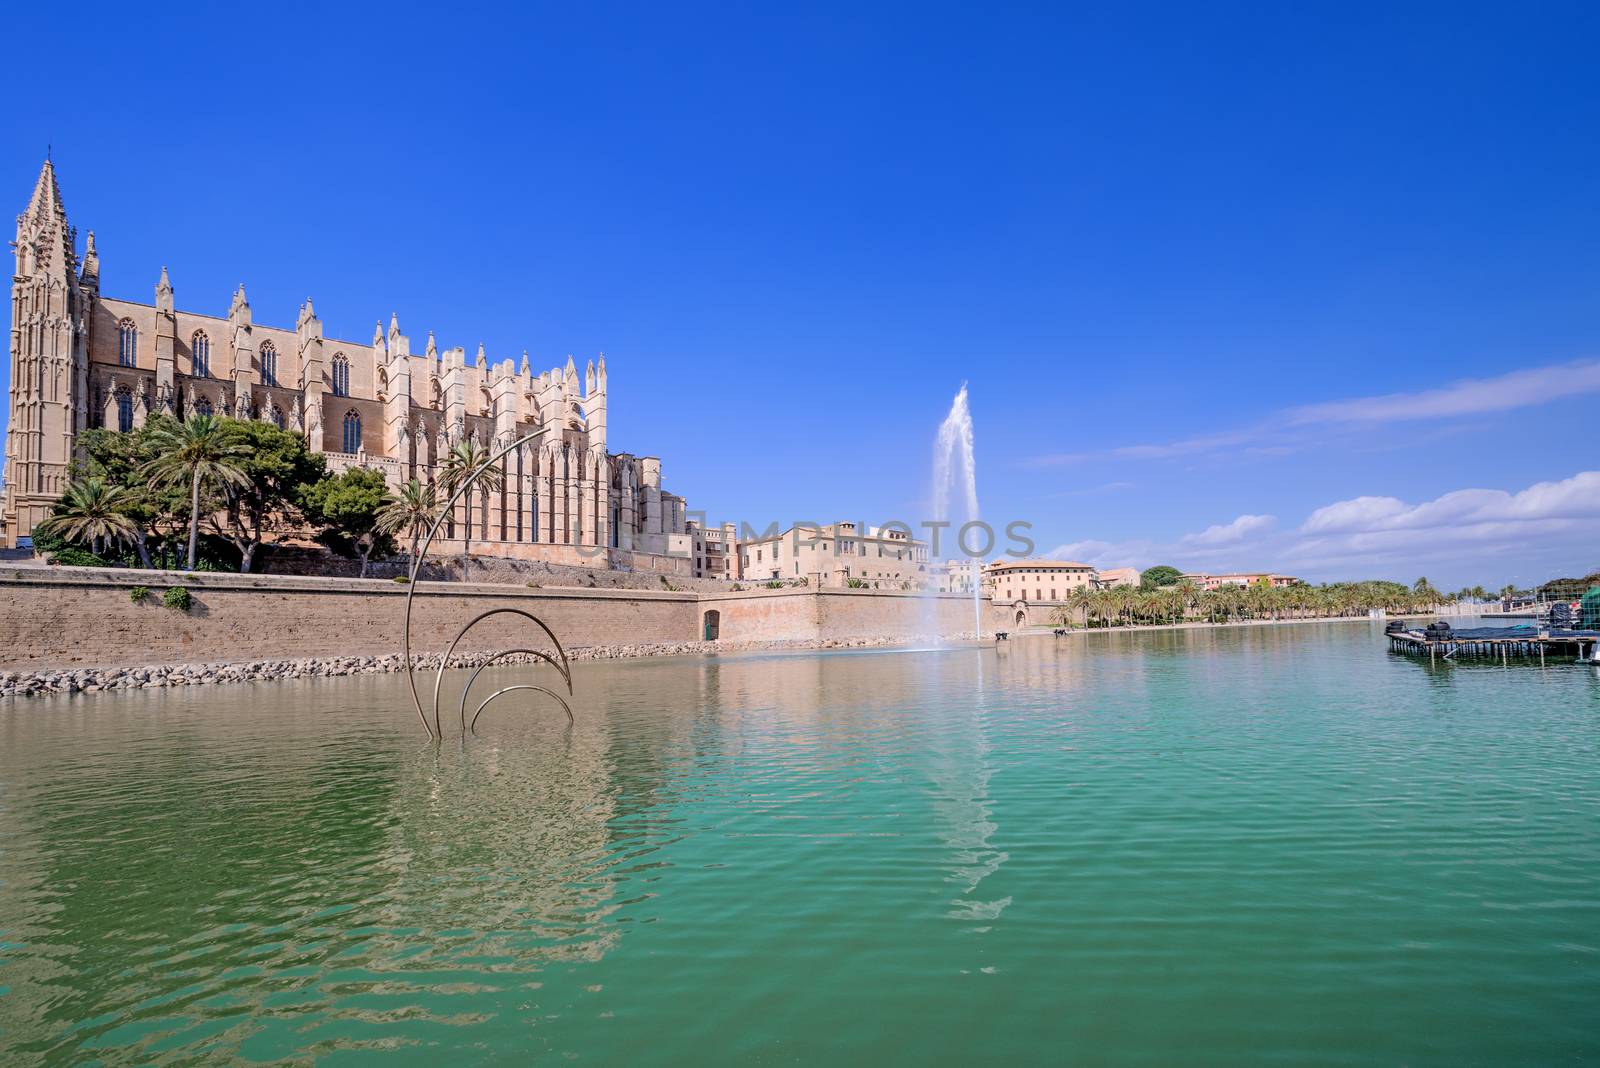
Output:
[438, 438, 505, 579]
[210, 419, 327, 572]
[35, 477, 139, 557]
[303, 467, 395, 577]
[376, 478, 440, 564]
[1140, 565, 1182, 589]
[76, 421, 183, 567]
[141, 415, 251, 571]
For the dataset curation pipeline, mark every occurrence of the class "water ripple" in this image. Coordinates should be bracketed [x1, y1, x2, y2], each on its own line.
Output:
[1, 622, 1598, 1063]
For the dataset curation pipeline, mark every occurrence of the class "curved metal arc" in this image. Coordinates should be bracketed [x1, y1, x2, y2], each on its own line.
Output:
[458, 646, 575, 732]
[469, 684, 575, 734]
[403, 430, 545, 735]
[429, 607, 572, 735]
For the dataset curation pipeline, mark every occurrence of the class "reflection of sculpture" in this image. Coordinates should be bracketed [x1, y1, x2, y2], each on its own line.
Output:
[403, 429, 573, 739]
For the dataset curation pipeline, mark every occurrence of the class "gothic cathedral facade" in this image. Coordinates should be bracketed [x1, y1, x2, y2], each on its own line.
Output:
[1, 160, 695, 562]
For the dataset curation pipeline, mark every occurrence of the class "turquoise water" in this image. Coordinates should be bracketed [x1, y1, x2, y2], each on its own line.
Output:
[2, 622, 1598, 1064]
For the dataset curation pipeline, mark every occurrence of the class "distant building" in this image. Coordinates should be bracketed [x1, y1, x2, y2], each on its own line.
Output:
[932, 559, 981, 594]
[1180, 572, 1299, 590]
[985, 560, 1097, 603]
[738, 522, 930, 587]
[687, 521, 740, 580]
[1094, 566, 1139, 588]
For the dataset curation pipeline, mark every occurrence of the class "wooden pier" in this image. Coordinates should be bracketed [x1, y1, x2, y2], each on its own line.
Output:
[1387, 626, 1599, 664]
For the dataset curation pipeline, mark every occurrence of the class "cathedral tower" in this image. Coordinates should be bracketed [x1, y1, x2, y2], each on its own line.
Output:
[2, 160, 89, 548]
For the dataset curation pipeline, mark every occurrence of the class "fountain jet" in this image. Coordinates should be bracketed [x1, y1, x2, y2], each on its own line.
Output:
[933, 384, 982, 638]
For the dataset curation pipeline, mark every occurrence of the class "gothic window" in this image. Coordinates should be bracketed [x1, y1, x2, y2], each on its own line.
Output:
[331, 353, 350, 397]
[194, 396, 213, 417]
[343, 409, 362, 453]
[115, 389, 134, 433]
[260, 341, 278, 386]
[118, 320, 137, 367]
[192, 331, 211, 377]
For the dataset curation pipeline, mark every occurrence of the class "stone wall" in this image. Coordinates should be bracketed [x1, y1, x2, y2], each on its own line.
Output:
[259, 543, 726, 589]
[0, 568, 695, 670]
[0, 568, 987, 671]
[701, 587, 984, 641]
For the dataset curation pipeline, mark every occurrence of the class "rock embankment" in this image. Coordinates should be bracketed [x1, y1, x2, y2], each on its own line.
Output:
[0, 633, 976, 700]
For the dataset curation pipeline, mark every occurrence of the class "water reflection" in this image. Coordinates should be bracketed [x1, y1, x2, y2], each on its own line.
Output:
[2, 626, 1599, 1064]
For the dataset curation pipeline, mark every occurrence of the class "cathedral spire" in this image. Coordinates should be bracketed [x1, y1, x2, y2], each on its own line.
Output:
[475, 342, 487, 370]
[425, 330, 438, 359]
[25, 158, 64, 223]
[156, 266, 174, 312]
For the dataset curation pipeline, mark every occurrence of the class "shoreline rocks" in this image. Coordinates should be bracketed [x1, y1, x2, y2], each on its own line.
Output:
[0, 616, 1383, 701]
[0, 633, 979, 700]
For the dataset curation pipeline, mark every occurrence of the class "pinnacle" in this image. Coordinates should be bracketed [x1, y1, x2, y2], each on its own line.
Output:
[26, 158, 63, 222]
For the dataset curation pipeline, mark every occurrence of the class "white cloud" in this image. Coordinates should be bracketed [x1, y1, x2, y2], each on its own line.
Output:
[1041, 471, 1599, 586]
[1180, 513, 1276, 546]
[1298, 496, 1410, 534]
[1301, 471, 1600, 536]
[1021, 359, 1600, 467]
[1285, 361, 1600, 426]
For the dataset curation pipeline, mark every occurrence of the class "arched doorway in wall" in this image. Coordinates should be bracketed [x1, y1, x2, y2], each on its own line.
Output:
[1015, 607, 1027, 627]
[703, 609, 721, 641]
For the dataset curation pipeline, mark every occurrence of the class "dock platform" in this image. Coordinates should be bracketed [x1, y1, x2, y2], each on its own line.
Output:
[1387, 624, 1600, 663]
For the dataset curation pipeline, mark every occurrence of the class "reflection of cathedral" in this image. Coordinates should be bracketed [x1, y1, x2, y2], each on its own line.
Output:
[2, 160, 695, 563]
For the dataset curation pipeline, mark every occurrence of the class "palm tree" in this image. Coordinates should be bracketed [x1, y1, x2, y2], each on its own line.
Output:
[36, 477, 139, 557]
[141, 414, 250, 571]
[438, 437, 505, 578]
[377, 478, 440, 564]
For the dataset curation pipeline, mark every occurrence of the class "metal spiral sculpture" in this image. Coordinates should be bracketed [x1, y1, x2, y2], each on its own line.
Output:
[402, 430, 574, 738]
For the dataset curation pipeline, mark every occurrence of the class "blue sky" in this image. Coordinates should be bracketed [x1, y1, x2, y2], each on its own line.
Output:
[4, 2, 1599, 590]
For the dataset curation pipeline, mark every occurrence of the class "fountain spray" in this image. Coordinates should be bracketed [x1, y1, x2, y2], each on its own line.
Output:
[933, 384, 982, 638]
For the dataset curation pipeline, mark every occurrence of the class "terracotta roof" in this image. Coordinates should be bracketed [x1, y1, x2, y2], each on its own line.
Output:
[985, 559, 1092, 572]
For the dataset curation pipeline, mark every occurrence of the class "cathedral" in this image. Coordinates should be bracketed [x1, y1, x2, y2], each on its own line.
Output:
[1, 160, 697, 566]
